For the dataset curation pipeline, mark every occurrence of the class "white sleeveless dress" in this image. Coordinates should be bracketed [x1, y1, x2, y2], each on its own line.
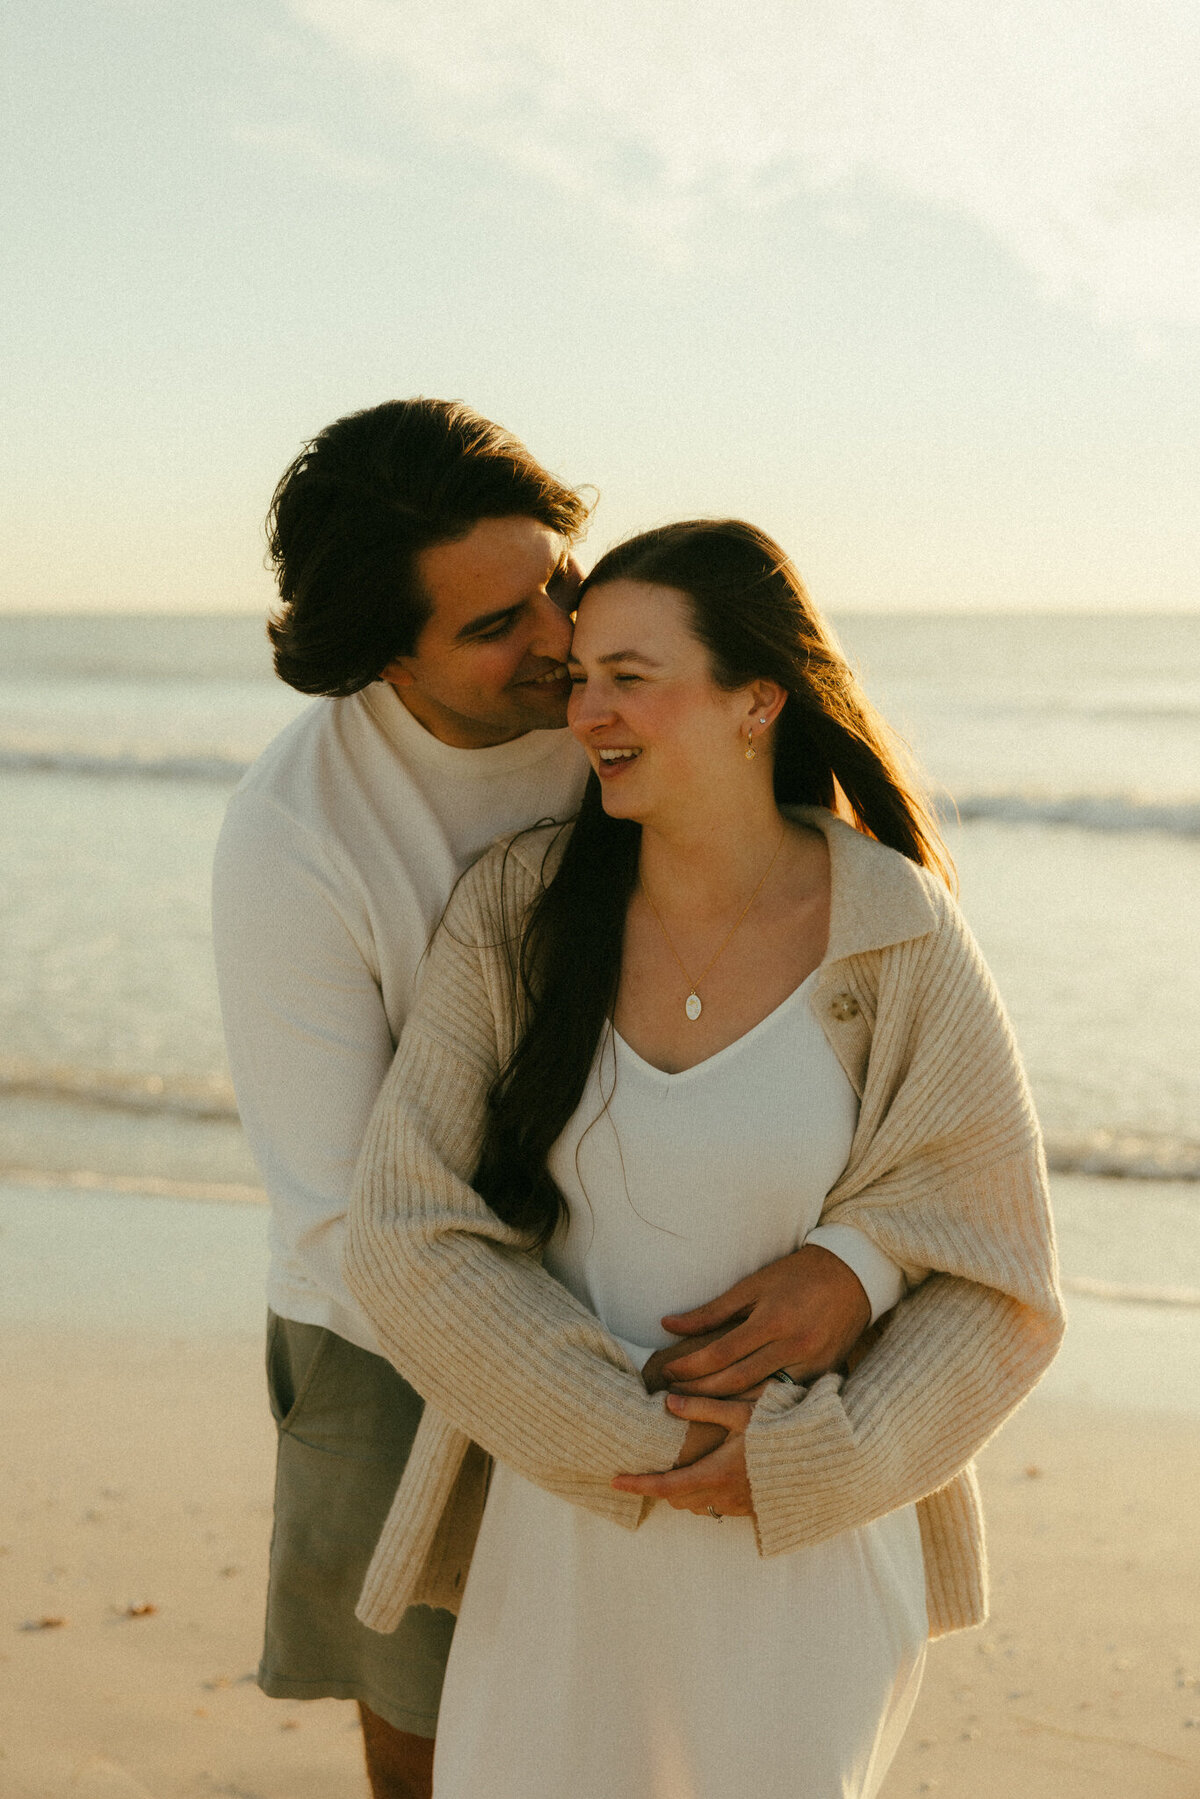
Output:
[432, 974, 928, 1799]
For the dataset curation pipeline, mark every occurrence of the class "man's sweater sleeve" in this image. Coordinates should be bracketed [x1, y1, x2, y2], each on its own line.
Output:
[212, 790, 397, 1346]
[802, 1223, 907, 1323]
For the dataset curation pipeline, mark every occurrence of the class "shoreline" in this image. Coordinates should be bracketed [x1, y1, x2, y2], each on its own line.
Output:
[6, 1169, 1200, 1332]
[9, 1164, 1200, 1303]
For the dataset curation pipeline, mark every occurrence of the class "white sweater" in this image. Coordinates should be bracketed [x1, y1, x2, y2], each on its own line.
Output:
[212, 683, 900, 1353]
[211, 682, 591, 1351]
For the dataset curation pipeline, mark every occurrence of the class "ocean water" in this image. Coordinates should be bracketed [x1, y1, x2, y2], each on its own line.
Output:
[1, 611, 1198, 1219]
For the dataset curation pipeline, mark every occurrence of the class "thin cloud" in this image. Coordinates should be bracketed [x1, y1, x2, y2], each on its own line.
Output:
[283, 0, 1200, 326]
[233, 120, 393, 187]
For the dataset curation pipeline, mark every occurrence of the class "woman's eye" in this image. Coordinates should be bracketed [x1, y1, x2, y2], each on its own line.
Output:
[568, 674, 586, 686]
[614, 673, 642, 685]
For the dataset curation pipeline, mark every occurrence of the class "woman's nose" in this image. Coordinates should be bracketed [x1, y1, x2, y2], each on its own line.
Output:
[567, 681, 612, 734]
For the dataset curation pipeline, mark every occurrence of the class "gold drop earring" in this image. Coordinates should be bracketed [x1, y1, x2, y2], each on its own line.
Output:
[744, 715, 767, 761]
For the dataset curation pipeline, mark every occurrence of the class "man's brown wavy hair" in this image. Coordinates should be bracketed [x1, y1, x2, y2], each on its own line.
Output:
[266, 398, 591, 696]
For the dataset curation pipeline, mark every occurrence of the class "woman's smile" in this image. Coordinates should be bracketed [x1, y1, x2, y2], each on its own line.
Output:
[594, 747, 643, 779]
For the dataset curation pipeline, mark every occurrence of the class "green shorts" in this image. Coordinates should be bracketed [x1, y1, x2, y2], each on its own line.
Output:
[259, 1312, 455, 1737]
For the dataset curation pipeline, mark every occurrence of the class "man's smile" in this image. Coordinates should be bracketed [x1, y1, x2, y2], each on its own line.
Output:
[514, 663, 571, 690]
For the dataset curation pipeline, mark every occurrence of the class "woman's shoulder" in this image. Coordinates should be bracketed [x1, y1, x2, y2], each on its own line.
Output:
[469, 818, 574, 892]
[445, 820, 575, 935]
[788, 806, 957, 963]
[872, 850, 1006, 1031]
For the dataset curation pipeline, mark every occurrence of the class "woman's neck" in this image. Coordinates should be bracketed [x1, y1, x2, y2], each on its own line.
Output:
[637, 790, 790, 918]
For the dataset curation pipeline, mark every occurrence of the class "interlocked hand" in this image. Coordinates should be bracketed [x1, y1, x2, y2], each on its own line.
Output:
[613, 1395, 755, 1518]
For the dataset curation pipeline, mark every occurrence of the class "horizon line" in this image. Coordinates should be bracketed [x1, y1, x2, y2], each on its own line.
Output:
[2, 602, 1198, 621]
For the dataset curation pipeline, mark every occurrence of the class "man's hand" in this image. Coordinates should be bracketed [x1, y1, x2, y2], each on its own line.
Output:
[641, 1329, 730, 1396]
[614, 1396, 755, 1517]
[656, 1243, 872, 1398]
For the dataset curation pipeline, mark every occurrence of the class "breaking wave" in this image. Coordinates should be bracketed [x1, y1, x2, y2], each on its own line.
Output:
[0, 1061, 240, 1120]
[5, 1062, 1198, 1180]
[0, 1166, 266, 1206]
[4, 740, 1200, 840]
[936, 792, 1200, 836]
[0, 747, 250, 783]
[1042, 1130, 1200, 1182]
[1060, 1273, 1200, 1308]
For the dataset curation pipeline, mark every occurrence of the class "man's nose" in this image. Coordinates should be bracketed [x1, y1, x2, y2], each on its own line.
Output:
[528, 591, 573, 660]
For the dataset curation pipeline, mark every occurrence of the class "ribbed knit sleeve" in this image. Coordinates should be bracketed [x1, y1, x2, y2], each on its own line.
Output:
[344, 838, 688, 1529]
[744, 883, 1065, 1561]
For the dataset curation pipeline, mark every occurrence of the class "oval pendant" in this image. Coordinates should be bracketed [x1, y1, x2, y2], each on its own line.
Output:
[684, 992, 703, 1021]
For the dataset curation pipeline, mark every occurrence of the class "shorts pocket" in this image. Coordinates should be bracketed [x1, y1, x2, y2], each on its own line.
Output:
[266, 1314, 335, 1433]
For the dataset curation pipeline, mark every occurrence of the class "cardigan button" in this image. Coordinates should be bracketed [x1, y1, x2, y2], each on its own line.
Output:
[830, 991, 859, 1021]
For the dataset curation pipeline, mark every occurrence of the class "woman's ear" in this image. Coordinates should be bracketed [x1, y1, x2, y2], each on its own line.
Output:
[745, 681, 787, 729]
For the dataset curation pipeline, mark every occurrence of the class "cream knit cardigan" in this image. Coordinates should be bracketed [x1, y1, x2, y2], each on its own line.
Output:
[345, 807, 1065, 1641]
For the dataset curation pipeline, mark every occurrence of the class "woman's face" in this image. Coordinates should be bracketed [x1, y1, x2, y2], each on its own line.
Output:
[567, 579, 761, 823]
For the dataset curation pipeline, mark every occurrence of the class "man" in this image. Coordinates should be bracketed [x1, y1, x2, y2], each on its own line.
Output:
[212, 398, 901, 1799]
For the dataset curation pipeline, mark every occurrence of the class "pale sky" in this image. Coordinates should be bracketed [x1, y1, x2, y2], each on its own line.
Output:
[3, 0, 1198, 612]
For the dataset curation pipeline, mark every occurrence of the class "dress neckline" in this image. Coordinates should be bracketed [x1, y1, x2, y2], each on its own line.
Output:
[610, 969, 820, 1086]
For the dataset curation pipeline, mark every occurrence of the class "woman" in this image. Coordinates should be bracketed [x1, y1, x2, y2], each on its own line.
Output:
[345, 521, 1064, 1798]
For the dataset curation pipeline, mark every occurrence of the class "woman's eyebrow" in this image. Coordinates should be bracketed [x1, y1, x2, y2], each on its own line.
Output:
[566, 648, 662, 667]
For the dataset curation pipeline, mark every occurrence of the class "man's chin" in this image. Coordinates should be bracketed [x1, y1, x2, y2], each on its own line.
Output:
[510, 680, 571, 730]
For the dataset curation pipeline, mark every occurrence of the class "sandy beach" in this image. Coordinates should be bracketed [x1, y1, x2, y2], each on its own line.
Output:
[3, 1180, 1199, 1798]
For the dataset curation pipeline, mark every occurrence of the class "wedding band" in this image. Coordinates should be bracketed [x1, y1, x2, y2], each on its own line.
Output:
[706, 1505, 723, 1522]
[770, 1369, 800, 1385]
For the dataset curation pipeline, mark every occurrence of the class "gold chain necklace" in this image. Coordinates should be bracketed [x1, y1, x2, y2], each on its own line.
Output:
[640, 827, 788, 1022]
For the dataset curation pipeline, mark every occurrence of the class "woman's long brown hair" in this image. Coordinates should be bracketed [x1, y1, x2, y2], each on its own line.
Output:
[474, 520, 953, 1246]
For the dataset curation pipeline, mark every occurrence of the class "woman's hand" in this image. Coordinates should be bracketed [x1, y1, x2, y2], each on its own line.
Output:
[674, 1418, 728, 1466]
[613, 1395, 756, 1518]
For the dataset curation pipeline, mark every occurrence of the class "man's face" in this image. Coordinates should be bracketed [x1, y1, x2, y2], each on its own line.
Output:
[381, 516, 579, 748]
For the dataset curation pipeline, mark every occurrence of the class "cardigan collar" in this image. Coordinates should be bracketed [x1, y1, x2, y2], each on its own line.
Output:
[787, 805, 940, 965]
[516, 803, 940, 966]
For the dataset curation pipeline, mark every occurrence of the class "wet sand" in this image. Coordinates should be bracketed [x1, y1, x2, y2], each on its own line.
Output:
[2, 1182, 1198, 1797]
